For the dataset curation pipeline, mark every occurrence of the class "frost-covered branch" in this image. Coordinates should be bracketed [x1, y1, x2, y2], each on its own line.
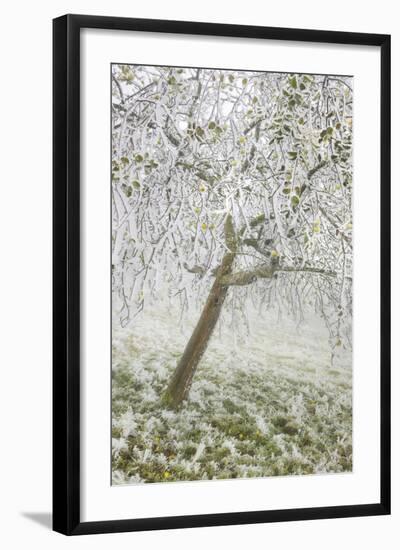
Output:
[220, 264, 336, 286]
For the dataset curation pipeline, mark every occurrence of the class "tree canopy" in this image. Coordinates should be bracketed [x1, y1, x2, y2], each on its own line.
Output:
[111, 65, 353, 357]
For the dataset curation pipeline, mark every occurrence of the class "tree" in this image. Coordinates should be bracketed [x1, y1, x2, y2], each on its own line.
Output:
[112, 65, 353, 407]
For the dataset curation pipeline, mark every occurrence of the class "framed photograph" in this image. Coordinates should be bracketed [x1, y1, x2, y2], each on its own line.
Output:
[53, 14, 391, 535]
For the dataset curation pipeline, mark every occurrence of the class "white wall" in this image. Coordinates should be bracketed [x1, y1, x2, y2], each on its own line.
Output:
[0, 0, 398, 548]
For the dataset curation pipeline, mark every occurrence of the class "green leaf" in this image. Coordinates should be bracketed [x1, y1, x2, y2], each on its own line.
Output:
[288, 151, 298, 160]
[135, 154, 144, 163]
[208, 121, 216, 130]
[282, 187, 291, 195]
[288, 76, 297, 89]
[291, 195, 300, 207]
[242, 78, 248, 85]
[120, 67, 134, 82]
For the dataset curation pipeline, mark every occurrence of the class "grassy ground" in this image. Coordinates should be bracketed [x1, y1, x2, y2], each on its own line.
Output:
[112, 305, 352, 485]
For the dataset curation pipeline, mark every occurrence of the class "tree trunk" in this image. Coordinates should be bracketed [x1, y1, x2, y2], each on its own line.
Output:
[163, 249, 236, 408]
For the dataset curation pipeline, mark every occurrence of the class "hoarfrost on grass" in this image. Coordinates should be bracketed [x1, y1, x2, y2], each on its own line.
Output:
[112, 304, 352, 484]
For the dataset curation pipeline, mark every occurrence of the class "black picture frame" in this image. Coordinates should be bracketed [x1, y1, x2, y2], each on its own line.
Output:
[53, 14, 391, 536]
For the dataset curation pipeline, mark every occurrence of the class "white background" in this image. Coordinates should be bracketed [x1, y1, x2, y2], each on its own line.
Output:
[0, 0, 398, 548]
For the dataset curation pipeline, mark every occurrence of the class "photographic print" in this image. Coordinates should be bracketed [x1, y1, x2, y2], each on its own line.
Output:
[111, 64, 353, 485]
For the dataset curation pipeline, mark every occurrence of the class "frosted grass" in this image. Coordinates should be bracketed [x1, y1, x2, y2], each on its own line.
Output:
[112, 303, 352, 484]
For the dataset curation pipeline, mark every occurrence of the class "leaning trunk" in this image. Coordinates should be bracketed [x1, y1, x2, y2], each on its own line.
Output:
[164, 248, 236, 408]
